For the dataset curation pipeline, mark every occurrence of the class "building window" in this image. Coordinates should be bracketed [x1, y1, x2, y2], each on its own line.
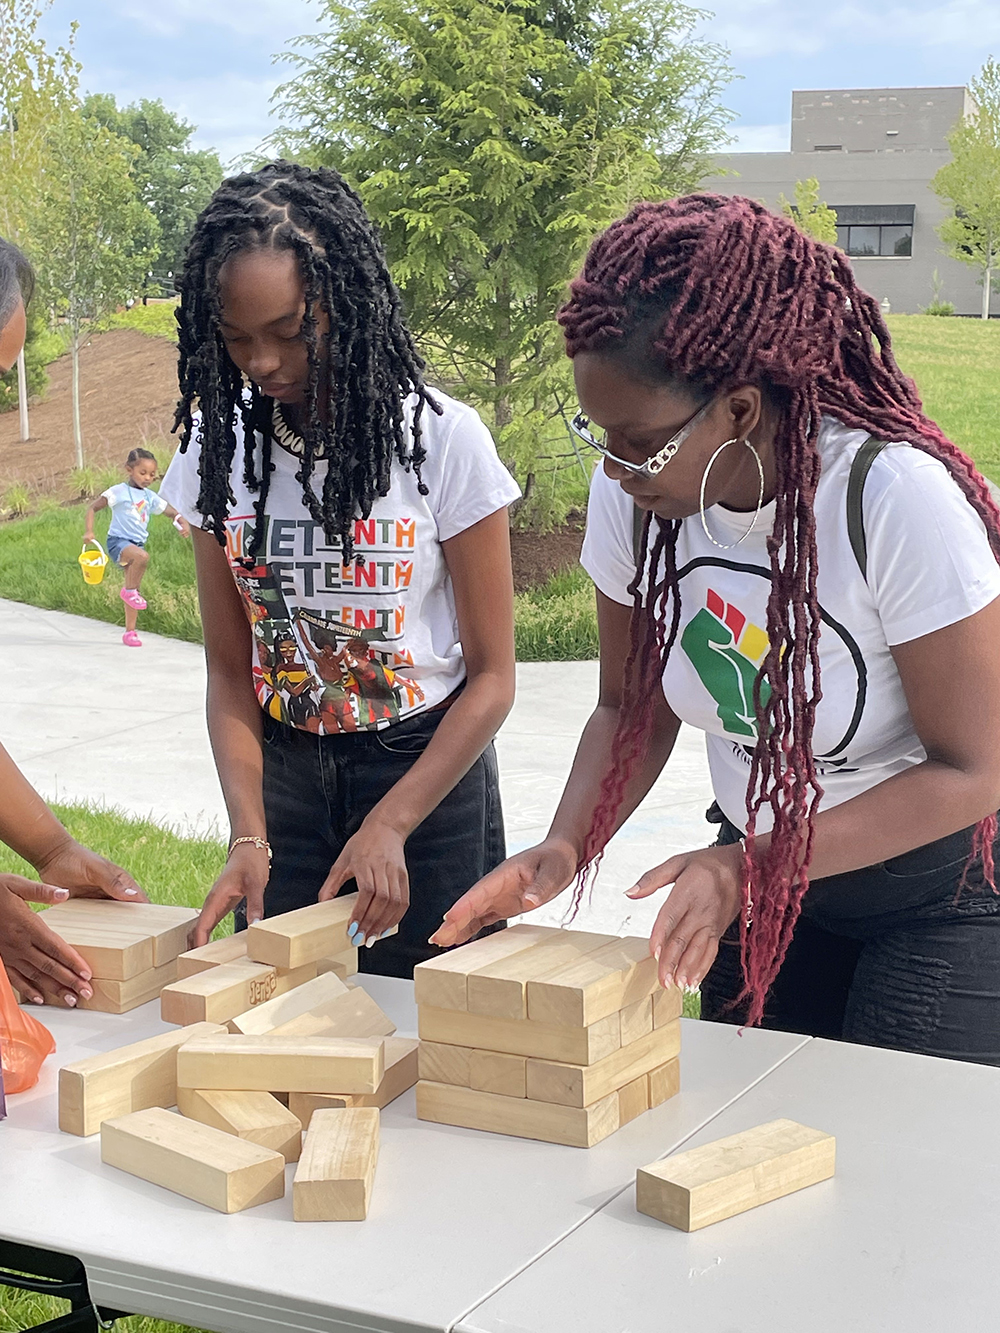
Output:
[831, 204, 915, 257]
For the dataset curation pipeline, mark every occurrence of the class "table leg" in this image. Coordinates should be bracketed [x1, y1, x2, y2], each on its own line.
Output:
[0, 1239, 128, 1332]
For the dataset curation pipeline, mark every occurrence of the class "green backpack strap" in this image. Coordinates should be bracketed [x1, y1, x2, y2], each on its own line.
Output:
[847, 435, 889, 581]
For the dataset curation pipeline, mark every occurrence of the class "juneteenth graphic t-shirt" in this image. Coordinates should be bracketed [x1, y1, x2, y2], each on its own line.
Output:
[160, 391, 521, 735]
[581, 416, 1000, 834]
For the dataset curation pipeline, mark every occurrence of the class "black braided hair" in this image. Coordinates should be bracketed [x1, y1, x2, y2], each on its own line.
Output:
[173, 161, 439, 561]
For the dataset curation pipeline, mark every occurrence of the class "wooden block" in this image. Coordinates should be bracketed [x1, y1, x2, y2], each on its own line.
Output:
[41, 918, 154, 981]
[246, 895, 395, 970]
[618, 1074, 650, 1126]
[317, 948, 359, 980]
[412, 924, 558, 1011]
[43, 901, 198, 965]
[620, 994, 653, 1045]
[265, 984, 396, 1041]
[176, 933, 249, 979]
[177, 1033, 385, 1094]
[467, 931, 618, 1021]
[75, 959, 178, 1014]
[289, 1038, 419, 1124]
[469, 1049, 526, 1098]
[636, 1119, 836, 1232]
[160, 960, 316, 1026]
[228, 971, 351, 1035]
[526, 935, 660, 1028]
[525, 1022, 680, 1108]
[293, 1107, 380, 1221]
[416, 1081, 620, 1148]
[101, 1107, 285, 1213]
[648, 1057, 681, 1108]
[59, 1021, 227, 1136]
[418, 1039, 473, 1087]
[418, 1004, 621, 1066]
[652, 985, 683, 1028]
[176, 1088, 302, 1161]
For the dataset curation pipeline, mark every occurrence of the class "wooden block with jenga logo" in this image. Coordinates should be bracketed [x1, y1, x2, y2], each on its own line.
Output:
[414, 928, 681, 1148]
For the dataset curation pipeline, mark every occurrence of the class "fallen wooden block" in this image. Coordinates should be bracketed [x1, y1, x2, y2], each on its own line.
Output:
[416, 1080, 620, 1148]
[228, 971, 350, 1035]
[469, 1049, 526, 1098]
[177, 1033, 385, 1094]
[413, 924, 557, 1011]
[101, 1107, 285, 1213]
[267, 986, 396, 1041]
[417, 1039, 474, 1087]
[466, 931, 618, 1021]
[74, 959, 179, 1014]
[289, 1037, 418, 1124]
[247, 895, 396, 970]
[176, 933, 249, 979]
[418, 1004, 621, 1066]
[176, 1088, 302, 1161]
[526, 936, 661, 1028]
[59, 1021, 227, 1137]
[41, 917, 154, 981]
[293, 1107, 380, 1221]
[525, 1022, 680, 1109]
[636, 1118, 836, 1232]
[160, 959, 316, 1026]
[43, 901, 198, 966]
[648, 1057, 681, 1108]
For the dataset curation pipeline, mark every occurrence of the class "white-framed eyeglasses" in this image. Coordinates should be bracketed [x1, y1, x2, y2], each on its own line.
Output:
[570, 397, 715, 478]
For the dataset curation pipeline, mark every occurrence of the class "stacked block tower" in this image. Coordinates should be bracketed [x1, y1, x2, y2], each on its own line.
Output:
[414, 924, 681, 1147]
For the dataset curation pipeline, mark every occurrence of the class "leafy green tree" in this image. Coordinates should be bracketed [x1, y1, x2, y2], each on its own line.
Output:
[272, 0, 732, 524]
[932, 58, 1000, 320]
[30, 108, 159, 465]
[83, 94, 223, 281]
[779, 177, 838, 245]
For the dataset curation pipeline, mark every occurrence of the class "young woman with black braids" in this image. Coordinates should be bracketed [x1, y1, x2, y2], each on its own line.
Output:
[159, 163, 519, 977]
[435, 194, 1000, 1065]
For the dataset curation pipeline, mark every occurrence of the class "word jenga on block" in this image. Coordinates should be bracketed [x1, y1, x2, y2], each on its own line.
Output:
[414, 924, 681, 1148]
[36, 901, 199, 1012]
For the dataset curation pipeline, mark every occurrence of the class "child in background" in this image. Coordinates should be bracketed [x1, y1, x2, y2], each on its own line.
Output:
[84, 448, 189, 647]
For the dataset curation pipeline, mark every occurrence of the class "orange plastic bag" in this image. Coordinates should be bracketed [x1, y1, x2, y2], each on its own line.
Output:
[0, 959, 55, 1094]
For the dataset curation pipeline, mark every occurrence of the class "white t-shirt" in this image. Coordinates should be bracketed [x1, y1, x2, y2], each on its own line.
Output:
[161, 391, 520, 735]
[581, 417, 1000, 833]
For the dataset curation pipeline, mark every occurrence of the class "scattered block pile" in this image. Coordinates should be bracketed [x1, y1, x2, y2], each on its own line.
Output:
[38, 901, 198, 1012]
[414, 924, 681, 1148]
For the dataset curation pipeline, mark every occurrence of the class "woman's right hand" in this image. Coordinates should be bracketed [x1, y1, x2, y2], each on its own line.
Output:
[430, 838, 578, 947]
[0, 875, 94, 1006]
[188, 843, 270, 948]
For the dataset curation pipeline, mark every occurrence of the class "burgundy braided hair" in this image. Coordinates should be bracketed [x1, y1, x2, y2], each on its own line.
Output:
[559, 193, 1000, 1027]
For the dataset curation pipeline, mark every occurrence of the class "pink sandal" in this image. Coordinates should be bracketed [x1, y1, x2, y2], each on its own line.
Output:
[122, 630, 142, 648]
[120, 587, 147, 610]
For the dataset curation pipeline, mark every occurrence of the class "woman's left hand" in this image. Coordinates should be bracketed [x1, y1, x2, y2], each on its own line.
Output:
[317, 818, 409, 946]
[32, 838, 148, 903]
[626, 842, 744, 991]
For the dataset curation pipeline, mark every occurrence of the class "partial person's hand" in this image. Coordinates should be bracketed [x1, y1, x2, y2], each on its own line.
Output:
[430, 837, 579, 948]
[317, 818, 409, 947]
[188, 842, 270, 948]
[626, 843, 744, 991]
[33, 838, 147, 902]
[0, 875, 94, 1006]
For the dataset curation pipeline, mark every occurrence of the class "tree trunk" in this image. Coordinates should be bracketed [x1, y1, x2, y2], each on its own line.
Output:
[982, 263, 992, 321]
[71, 330, 83, 468]
[15, 348, 29, 441]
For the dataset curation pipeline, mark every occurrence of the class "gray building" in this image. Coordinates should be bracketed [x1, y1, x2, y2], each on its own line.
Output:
[702, 86, 995, 317]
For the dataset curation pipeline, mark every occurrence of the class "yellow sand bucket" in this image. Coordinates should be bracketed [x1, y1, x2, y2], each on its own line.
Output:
[78, 539, 108, 586]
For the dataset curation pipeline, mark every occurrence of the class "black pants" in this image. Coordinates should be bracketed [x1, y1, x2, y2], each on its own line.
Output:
[238, 708, 506, 979]
[701, 807, 1000, 1066]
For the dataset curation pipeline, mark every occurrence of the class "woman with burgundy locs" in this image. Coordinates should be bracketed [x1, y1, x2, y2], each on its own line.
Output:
[434, 194, 1000, 1064]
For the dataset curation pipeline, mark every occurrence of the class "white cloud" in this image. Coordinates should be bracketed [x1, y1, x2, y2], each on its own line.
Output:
[727, 122, 791, 152]
[115, 0, 317, 41]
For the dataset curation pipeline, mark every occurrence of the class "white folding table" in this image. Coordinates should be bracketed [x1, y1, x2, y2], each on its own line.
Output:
[457, 1036, 1000, 1333]
[2, 977, 808, 1333]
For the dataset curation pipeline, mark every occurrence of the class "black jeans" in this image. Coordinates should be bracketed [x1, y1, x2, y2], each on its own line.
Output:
[238, 708, 506, 979]
[701, 806, 1000, 1066]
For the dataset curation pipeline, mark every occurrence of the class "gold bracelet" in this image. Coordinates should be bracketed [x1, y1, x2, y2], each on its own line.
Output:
[229, 835, 272, 865]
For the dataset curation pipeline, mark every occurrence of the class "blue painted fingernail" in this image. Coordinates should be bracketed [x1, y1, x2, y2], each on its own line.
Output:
[377, 928, 393, 940]
[347, 924, 362, 943]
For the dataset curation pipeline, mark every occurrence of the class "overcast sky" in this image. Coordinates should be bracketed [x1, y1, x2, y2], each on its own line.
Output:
[38, 0, 1000, 167]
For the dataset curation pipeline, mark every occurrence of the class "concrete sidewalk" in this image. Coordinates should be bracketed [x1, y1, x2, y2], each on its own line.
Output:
[1, 598, 714, 935]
